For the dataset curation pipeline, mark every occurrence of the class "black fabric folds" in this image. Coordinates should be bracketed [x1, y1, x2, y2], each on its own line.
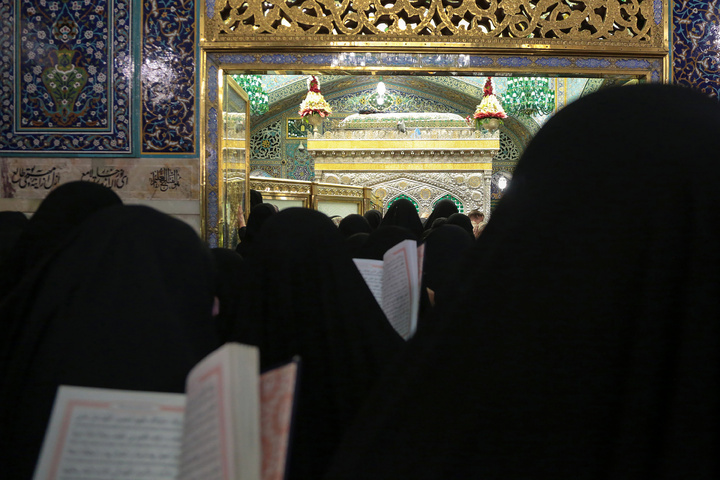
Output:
[363, 209, 383, 230]
[423, 198, 458, 231]
[379, 198, 424, 237]
[446, 212, 475, 238]
[338, 213, 372, 238]
[236, 202, 278, 258]
[0, 181, 122, 301]
[237, 190, 266, 242]
[210, 247, 246, 342]
[0, 205, 221, 480]
[325, 84, 720, 480]
[249, 189, 264, 209]
[355, 225, 417, 261]
[0, 211, 29, 266]
[229, 208, 404, 480]
[422, 224, 475, 306]
[344, 232, 370, 259]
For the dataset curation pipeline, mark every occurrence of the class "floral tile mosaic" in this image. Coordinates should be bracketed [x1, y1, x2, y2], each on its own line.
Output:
[1, 0, 132, 153]
[141, 0, 196, 154]
[672, 0, 720, 98]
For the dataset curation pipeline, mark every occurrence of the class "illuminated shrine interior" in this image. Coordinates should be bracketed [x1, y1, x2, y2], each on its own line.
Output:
[223, 73, 638, 225]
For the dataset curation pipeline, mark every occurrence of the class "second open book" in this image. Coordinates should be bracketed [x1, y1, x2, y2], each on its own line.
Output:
[353, 239, 424, 340]
[33, 343, 299, 480]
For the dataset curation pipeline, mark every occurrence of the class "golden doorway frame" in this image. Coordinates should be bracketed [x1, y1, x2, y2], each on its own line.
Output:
[198, 0, 670, 245]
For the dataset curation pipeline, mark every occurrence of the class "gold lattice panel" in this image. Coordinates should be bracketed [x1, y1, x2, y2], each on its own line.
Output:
[202, 0, 666, 53]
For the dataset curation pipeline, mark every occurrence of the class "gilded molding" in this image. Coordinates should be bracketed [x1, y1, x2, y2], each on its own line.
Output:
[202, 0, 667, 54]
[308, 139, 499, 150]
[321, 171, 492, 216]
[315, 162, 493, 171]
[250, 179, 313, 194]
[315, 186, 365, 197]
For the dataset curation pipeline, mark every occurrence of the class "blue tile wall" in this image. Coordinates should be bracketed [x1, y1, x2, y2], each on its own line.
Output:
[141, 0, 196, 153]
[1, 1, 715, 159]
[1, 0, 132, 153]
[673, 0, 720, 98]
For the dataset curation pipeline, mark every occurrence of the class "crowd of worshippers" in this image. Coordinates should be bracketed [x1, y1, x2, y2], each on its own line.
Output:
[1, 83, 719, 480]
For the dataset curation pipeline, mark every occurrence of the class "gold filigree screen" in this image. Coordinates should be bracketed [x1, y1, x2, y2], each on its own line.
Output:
[203, 0, 666, 52]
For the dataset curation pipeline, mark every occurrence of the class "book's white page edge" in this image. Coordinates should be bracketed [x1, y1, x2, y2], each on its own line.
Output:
[382, 239, 418, 340]
[33, 385, 186, 480]
[416, 243, 425, 283]
[180, 342, 261, 480]
[411, 242, 425, 337]
[229, 343, 262, 480]
[353, 258, 385, 309]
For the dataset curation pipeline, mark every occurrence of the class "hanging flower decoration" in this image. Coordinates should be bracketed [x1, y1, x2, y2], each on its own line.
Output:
[298, 76, 332, 121]
[473, 77, 507, 130]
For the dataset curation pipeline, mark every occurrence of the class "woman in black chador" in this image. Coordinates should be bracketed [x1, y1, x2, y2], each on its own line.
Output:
[229, 208, 404, 480]
[423, 198, 458, 231]
[325, 84, 720, 480]
[0, 181, 122, 301]
[379, 198, 424, 238]
[0, 205, 221, 480]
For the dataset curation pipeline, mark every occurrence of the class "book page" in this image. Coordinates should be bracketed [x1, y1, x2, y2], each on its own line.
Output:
[179, 342, 261, 480]
[33, 385, 186, 480]
[260, 359, 299, 480]
[382, 239, 419, 340]
[416, 243, 425, 283]
[353, 258, 384, 308]
[413, 242, 425, 327]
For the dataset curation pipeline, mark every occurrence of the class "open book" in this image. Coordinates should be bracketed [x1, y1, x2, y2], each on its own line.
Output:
[32, 343, 299, 480]
[353, 239, 424, 340]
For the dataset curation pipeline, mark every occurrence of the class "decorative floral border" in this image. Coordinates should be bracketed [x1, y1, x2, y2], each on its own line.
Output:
[211, 52, 663, 80]
[141, 0, 196, 154]
[0, 0, 132, 153]
[672, 0, 719, 98]
[205, 60, 219, 247]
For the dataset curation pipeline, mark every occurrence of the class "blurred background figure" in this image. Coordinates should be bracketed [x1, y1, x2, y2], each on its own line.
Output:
[467, 209, 486, 239]
[363, 209, 383, 231]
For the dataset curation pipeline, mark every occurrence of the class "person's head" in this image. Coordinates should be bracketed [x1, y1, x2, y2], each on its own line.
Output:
[380, 199, 423, 238]
[236, 203, 279, 258]
[446, 213, 474, 238]
[362, 209, 383, 231]
[0, 181, 122, 299]
[246, 203, 278, 239]
[338, 214, 372, 238]
[424, 199, 459, 230]
[249, 189, 264, 210]
[468, 209, 485, 224]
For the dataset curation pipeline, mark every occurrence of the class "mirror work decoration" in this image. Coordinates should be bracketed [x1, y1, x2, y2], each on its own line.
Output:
[203, 0, 665, 52]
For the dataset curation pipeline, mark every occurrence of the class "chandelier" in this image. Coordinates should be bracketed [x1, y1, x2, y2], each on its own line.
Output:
[503, 77, 555, 116]
[364, 77, 393, 111]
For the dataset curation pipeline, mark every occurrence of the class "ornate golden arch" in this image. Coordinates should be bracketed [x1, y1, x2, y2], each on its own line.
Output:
[199, 0, 670, 244]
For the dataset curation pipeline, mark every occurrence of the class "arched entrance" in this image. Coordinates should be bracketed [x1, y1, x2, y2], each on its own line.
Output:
[198, 0, 670, 246]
